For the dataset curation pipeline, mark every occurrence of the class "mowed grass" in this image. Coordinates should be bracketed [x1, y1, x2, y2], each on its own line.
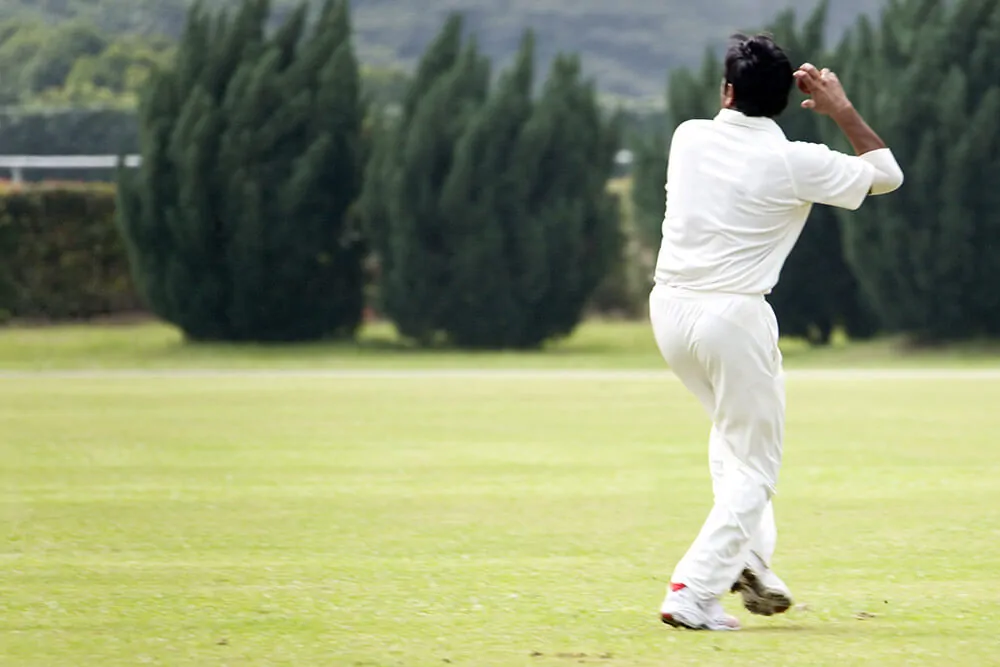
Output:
[3, 319, 1000, 370]
[3, 371, 1000, 666]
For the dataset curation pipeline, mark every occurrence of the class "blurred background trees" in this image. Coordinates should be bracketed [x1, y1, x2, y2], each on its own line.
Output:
[4, 0, 1000, 347]
[116, 0, 366, 342]
[0, 0, 884, 100]
[363, 19, 621, 348]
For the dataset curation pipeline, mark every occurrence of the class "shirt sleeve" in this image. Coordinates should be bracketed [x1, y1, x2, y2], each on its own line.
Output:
[860, 147, 904, 195]
[785, 141, 876, 211]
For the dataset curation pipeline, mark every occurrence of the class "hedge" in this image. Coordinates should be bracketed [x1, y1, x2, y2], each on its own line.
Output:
[0, 183, 141, 322]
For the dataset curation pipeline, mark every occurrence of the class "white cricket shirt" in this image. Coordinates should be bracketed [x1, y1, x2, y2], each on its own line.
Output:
[653, 108, 878, 295]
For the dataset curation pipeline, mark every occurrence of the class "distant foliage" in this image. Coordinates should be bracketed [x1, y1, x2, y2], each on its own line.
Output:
[764, 2, 878, 345]
[361, 15, 491, 343]
[0, 184, 139, 321]
[117, 0, 367, 342]
[363, 16, 622, 349]
[0, 0, 885, 99]
[0, 18, 173, 106]
[827, 0, 1000, 341]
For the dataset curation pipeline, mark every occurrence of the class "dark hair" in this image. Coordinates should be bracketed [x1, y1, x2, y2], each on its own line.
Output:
[724, 33, 794, 118]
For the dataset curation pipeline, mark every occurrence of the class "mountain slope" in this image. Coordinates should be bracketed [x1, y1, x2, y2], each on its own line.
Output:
[0, 0, 886, 98]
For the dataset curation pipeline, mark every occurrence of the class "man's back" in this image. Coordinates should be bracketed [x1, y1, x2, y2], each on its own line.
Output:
[654, 109, 877, 296]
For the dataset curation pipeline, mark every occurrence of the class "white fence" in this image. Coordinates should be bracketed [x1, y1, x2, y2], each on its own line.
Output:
[0, 153, 633, 183]
[0, 155, 142, 183]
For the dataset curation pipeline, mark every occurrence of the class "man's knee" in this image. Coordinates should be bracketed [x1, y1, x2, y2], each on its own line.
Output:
[717, 467, 773, 539]
[713, 414, 782, 474]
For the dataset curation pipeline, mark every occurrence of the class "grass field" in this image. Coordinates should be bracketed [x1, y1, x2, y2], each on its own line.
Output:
[3, 322, 1000, 665]
[3, 319, 1000, 370]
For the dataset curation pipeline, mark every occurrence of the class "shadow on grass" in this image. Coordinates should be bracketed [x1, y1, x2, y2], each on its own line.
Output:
[152, 330, 632, 360]
[353, 338, 626, 357]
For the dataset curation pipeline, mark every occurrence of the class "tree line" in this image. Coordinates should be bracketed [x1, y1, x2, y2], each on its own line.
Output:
[70, 0, 1000, 347]
[117, 0, 621, 347]
[0, 0, 884, 101]
[0, 19, 173, 107]
[0, 15, 417, 112]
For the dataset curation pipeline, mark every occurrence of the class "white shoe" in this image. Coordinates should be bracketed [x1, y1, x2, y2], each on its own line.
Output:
[660, 584, 741, 631]
[731, 552, 793, 616]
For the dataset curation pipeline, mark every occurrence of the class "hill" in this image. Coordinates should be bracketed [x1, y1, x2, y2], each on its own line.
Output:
[0, 0, 886, 99]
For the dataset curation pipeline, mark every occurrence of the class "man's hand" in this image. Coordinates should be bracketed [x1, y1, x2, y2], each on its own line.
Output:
[793, 62, 891, 163]
[794, 63, 853, 116]
[793, 63, 902, 196]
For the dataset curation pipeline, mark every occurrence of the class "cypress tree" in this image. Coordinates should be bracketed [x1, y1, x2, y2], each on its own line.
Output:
[369, 24, 621, 349]
[510, 54, 622, 341]
[765, 2, 878, 344]
[435, 31, 537, 348]
[831, 0, 1000, 340]
[436, 32, 622, 348]
[360, 14, 490, 342]
[360, 13, 466, 240]
[117, 0, 366, 342]
[630, 131, 669, 249]
[384, 41, 490, 342]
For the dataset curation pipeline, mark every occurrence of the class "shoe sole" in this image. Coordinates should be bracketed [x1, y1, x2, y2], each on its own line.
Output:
[731, 568, 792, 617]
[661, 612, 739, 631]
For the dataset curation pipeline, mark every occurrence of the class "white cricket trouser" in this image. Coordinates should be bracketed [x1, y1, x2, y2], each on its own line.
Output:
[649, 284, 785, 599]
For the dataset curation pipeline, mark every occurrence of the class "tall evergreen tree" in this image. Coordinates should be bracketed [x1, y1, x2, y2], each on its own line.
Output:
[830, 0, 1000, 340]
[360, 14, 490, 342]
[367, 24, 621, 349]
[631, 1, 876, 345]
[438, 32, 621, 348]
[385, 41, 490, 342]
[511, 54, 622, 340]
[360, 13, 467, 271]
[765, 2, 878, 344]
[435, 32, 538, 347]
[441, 32, 621, 348]
[117, 0, 366, 342]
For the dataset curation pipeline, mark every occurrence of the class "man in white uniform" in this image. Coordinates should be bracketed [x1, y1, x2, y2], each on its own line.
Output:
[652, 34, 904, 631]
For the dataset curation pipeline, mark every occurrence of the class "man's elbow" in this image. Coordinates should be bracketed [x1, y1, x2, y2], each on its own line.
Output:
[863, 148, 904, 196]
[871, 163, 904, 195]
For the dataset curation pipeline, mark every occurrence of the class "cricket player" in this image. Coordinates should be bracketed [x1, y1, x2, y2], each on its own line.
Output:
[652, 34, 904, 631]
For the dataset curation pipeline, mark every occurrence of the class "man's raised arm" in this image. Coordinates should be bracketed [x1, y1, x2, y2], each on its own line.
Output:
[794, 63, 903, 195]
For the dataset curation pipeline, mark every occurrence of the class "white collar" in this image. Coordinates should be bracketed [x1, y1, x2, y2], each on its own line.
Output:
[715, 108, 786, 138]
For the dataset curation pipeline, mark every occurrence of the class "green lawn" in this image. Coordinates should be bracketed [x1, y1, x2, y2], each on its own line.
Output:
[3, 368, 1000, 665]
[3, 319, 1000, 370]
